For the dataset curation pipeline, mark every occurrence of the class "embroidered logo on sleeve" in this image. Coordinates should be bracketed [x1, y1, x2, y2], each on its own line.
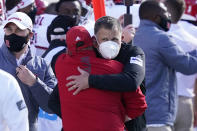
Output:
[130, 57, 143, 67]
[16, 100, 26, 111]
[76, 36, 81, 41]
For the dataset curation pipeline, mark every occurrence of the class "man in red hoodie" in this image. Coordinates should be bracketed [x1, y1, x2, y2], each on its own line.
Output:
[55, 26, 147, 131]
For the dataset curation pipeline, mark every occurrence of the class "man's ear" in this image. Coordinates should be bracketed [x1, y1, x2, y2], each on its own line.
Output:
[121, 35, 124, 42]
[28, 32, 33, 40]
[92, 36, 98, 48]
[154, 15, 161, 25]
[27, 32, 33, 42]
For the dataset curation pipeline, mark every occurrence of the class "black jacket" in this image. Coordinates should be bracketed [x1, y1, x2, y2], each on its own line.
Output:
[48, 43, 146, 131]
[89, 43, 145, 91]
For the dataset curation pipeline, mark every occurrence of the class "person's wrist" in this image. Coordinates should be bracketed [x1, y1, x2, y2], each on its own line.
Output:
[88, 74, 94, 86]
[28, 75, 37, 87]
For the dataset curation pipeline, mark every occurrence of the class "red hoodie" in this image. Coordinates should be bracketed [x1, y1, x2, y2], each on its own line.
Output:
[55, 26, 147, 131]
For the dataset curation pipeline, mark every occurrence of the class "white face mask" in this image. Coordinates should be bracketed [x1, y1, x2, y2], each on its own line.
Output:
[98, 41, 121, 59]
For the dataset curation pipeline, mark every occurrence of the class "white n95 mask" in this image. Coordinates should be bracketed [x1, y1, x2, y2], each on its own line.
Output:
[98, 41, 121, 59]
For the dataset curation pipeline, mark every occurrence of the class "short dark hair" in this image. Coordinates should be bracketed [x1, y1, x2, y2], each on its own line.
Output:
[164, 0, 185, 23]
[139, 0, 164, 20]
[94, 16, 122, 34]
[55, 0, 82, 12]
[6, 0, 21, 11]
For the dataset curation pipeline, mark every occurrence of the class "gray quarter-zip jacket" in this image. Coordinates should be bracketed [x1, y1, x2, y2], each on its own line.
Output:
[0, 43, 57, 131]
[134, 20, 197, 126]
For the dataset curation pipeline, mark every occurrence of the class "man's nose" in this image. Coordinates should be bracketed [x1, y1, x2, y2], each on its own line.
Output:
[10, 30, 18, 34]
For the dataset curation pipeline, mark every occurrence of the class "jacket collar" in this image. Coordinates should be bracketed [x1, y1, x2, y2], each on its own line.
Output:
[140, 19, 163, 30]
[1, 43, 33, 66]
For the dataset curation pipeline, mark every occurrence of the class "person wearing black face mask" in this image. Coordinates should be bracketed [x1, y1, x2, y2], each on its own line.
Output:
[42, 15, 77, 73]
[30, 0, 85, 56]
[133, 1, 197, 131]
[27, 7, 37, 24]
[164, 0, 197, 130]
[0, 12, 57, 131]
[158, 14, 171, 31]
[4, 34, 29, 52]
[38, 14, 77, 131]
[18, 3, 37, 24]
[55, 0, 82, 25]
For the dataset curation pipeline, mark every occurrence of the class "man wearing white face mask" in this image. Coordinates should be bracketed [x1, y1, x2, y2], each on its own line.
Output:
[96, 38, 121, 59]
[65, 16, 146, 130]
[67, 16, 145, 96]
[49, 25, 147, 131]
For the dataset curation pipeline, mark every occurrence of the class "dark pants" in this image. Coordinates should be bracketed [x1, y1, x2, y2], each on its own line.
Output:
[125, 113, 147, 131]
[29, 123, 38, 131]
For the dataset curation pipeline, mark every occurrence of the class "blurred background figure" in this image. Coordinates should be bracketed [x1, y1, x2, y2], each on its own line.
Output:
[182, 0, 197, 25]
[35, 0, 48, 15]
[38, 2, 86, 130]
[42, 15, 77, 72]
[5, 0, 46, 23]
[134, 1, 197, 131]
[180, 0, 197, 38]
[33, 0, 94, 56]
[165, 0, 197, 131]
[164, 0, 197, 130]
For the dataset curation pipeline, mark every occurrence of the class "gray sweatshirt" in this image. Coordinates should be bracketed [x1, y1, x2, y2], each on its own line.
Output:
[0, 44, 57, 131]
[134, 20, 197, 126]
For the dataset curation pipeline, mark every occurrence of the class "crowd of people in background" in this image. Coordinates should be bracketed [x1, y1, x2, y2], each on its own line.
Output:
[0, 0, 196, 131]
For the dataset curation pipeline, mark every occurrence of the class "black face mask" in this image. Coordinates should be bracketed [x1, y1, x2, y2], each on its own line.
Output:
[159, 16, 171, 32]
[66, 15, 78, 25]
[4, 34, 29, 52]
[27, 7, 37, 24]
